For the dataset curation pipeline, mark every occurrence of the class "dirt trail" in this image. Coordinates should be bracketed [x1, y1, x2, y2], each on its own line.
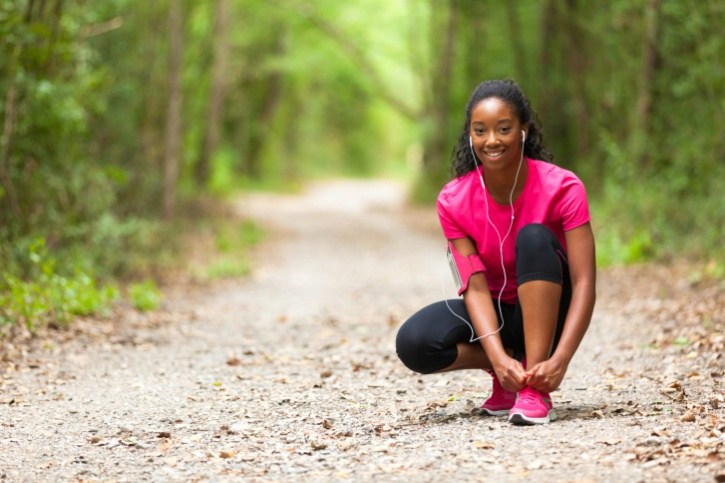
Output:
[0, 179, 722, 482]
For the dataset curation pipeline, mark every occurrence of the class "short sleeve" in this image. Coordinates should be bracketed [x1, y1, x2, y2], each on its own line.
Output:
[436, 190, 466, 240]
[559, 176, 591, 231]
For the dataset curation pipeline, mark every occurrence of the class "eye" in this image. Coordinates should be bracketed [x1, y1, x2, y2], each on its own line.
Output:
[472, 128, 485, 136]
[499, 126, 512, 135]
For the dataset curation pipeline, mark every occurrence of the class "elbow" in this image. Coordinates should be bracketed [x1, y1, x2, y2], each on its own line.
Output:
[464, 272, 489, 295]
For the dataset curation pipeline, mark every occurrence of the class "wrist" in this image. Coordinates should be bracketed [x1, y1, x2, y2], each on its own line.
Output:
[488, 351, 513, 370]
[549, 351, 571, 368]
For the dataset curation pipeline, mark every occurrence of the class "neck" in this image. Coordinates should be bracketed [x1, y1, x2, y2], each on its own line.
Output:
[483, 158, 528, 204]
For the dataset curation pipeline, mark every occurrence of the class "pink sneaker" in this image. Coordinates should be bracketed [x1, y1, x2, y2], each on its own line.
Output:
[508, 386, 553, 425]
[480, 370, 516, 416]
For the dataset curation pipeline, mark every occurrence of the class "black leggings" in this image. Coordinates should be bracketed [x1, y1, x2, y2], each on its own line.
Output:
[396, 224, 571, 374]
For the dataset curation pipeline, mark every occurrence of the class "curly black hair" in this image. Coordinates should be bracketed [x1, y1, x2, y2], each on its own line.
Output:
[451, 79, 553, 178]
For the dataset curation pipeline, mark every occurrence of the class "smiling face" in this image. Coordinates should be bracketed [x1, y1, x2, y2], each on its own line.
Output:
[469, 97, 527, 173]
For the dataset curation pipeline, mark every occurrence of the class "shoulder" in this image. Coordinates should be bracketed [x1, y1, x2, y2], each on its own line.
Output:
[530, 159, 587, 192]
[438, 170, 479, 206]
[531, 159, 581, 181]
[436, 171, 479, 234]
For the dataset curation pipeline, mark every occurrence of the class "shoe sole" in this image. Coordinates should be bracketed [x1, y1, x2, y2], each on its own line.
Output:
[481, 408, 511, 417]
[508, 411, 552, 425]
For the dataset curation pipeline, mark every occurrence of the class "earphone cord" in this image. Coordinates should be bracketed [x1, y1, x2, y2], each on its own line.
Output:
[475, 156, 523, 341]
[443, 142, 524, 343]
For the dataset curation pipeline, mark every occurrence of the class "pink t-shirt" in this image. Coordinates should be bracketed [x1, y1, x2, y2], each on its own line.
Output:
[437, 158, 590, 303]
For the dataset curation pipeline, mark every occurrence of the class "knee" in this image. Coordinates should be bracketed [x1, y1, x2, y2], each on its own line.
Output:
[516, 223, 564, 282]
[516, 223, 557, 253]
[395, 317, 453, 375]
[395, 320, 433, 374]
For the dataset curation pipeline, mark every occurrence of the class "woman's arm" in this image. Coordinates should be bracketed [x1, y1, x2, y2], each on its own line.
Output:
[450, 237, 528, 392]
[526, 222, 596, 392]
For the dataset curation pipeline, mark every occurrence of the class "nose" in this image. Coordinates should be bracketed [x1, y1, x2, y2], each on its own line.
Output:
[484, 130, 500, 146]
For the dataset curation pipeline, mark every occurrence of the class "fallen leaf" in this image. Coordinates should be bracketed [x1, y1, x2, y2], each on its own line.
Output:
[311, 441, 327, 451]
[474, 441, 495, 450]
[681, 410, 697, 422]
[598, 438, 621, 446]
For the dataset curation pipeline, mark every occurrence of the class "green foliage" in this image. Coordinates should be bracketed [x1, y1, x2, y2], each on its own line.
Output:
[593, 224, 653, 267]
[128, 280, 162, 312]
[205, 219, 264, 280]
[0, 239, 119, 332]
[215, 220, 265, 253]
[205, 258, 251, 280]
[0, 0, 721, 341]
[688, 259, 725, 285]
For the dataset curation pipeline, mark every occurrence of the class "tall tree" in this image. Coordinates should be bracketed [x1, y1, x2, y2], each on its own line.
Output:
[0, 42, 21, 224]
[631, 0, 661, 169]
[420, 0, 457, 185]
[561, 0, 591, 166]
[246, 33, 286, 180]
[505, 1, 527, 82]
[163, 0, 184, 219]
[195, 0, 230, 187]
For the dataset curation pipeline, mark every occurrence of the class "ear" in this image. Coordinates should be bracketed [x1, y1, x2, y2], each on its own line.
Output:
[521, 124, 530, 143]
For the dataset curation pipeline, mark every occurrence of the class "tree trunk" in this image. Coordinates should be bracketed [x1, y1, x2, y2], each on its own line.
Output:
[505, 1, 527, 82]
[538, 0, 559, 111]
[246, 35, 285, 180]
[196, 0, 229, 187]
[464, 1, 487, 83]
[421, 0, 456, 180]
[282, 88, 301, 182]
[163, 0, 183, 220]
[0, 43, 22, 224]
[562, 0, 590, 166]
[632, 0, 661, 169]
[43, 0, 64, 75]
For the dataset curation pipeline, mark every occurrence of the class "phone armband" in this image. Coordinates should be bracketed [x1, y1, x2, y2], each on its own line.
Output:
[446, 241, 486, 295]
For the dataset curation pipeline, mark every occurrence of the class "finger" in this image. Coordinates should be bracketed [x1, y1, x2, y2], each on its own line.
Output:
[524, 366, 542, 380]
[528, 372, 546, 389]
[513, 366, 527, 380]
[513, 373, 527, 388]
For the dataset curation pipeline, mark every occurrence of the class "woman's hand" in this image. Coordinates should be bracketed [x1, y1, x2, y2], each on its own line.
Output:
[525, 357, 568, 393]
[493, 356, 528, 392]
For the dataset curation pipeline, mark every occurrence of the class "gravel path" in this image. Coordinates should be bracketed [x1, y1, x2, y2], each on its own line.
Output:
[0, 179, 722, 482]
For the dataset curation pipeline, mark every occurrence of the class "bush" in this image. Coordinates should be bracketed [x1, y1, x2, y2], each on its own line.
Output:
[0, 239, 119, 332]
[128, 279, 162, 312]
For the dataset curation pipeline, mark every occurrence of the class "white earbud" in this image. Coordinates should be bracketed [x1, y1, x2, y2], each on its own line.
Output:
[469, 136, 478, 166]
[521, 130, 526, 143]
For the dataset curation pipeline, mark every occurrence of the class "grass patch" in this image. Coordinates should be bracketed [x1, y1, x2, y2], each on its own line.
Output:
[0, 239, 119, 332]
[204, 219, 264, 280]
[128, 279, 162, 312]
[206, 257, 251, 279]
[179, 211, 266, 283]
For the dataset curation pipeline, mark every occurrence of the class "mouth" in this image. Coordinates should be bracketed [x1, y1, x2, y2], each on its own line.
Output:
[483, 150, 505, 159]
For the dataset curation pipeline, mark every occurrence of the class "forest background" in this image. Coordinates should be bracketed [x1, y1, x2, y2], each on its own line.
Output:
[0, 0, 723, 330]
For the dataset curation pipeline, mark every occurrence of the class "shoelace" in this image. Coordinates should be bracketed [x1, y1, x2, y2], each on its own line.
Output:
[517, 388, 550, 405]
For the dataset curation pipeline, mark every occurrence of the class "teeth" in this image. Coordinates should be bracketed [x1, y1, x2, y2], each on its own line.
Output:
[485, 152, 504, 158]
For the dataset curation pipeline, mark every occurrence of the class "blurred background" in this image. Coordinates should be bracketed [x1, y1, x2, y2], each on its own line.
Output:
[0, 0, 722, 328]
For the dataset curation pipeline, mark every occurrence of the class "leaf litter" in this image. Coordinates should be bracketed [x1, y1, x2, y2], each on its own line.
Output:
[0, 181, 722, 481]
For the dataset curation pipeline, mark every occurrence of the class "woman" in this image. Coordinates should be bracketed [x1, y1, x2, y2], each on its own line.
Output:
[396, 79, 596, 425]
